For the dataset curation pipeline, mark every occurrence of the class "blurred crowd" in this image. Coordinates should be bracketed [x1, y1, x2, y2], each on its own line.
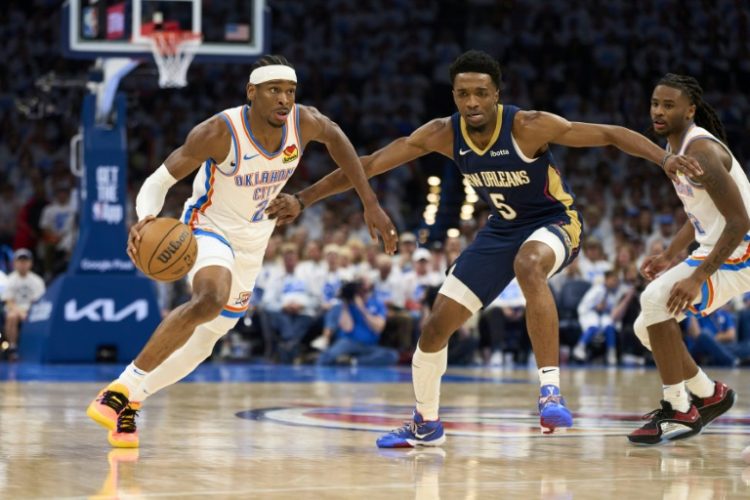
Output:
[2, 0, 750, 364]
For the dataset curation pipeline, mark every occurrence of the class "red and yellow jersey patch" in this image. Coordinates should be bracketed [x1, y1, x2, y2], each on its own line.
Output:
[283, 144, 299, 164]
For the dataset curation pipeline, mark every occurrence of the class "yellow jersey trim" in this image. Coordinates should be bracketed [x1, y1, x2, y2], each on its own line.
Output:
[546, 165, 581, 249]
[460, 105, 503, 156]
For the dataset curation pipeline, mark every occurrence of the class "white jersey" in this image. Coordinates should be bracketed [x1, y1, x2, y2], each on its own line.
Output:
[181, 104, 302, 249]
[670, 125, 750, 260]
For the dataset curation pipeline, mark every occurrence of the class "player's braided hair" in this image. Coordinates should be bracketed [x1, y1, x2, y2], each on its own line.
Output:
[250, 54, 294, 74]
[449, 50, 503, 90]
[657, 73, 728, 144]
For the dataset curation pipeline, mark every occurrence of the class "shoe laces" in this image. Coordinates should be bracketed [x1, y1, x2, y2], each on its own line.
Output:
[117, 406, 139, 433]
[539, 394, 562, 406]
[641, 401, 671, 421]
[98, 390, 128, 414]
[388, 419, 418, 436]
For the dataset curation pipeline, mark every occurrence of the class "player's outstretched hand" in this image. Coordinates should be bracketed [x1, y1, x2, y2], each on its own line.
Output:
[364, 204, 398, 255]
[640, 252, 671, 281]
[127, 215, 155, 264]
[265, 193, 302, 225]
[663, 154, 703, 183]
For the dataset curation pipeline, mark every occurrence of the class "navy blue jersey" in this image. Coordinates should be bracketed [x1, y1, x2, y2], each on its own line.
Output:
[451, 105, 581, 249]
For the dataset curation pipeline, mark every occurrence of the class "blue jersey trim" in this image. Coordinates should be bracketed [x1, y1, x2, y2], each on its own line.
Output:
[220, 309, 245, 318]
[218, 113, 240, 176]
[183, 160, 214, 224]
[193, 229, 235, 256]
[685, 258, 750, 271]
[243, 104, 287, 157]
[295, 104, 303, 152]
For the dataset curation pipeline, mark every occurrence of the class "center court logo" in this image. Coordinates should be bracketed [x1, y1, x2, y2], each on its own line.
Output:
[237, 405, 750, 438]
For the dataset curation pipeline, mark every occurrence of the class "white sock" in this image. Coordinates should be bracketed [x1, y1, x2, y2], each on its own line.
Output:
[663, 382, 690, 413]
[413, 345, 447, 421]
[115, 362, 149, 398]
[685, 369, 715, 398]
[131, 323, 227, 402]
[538, 366, 560, 388]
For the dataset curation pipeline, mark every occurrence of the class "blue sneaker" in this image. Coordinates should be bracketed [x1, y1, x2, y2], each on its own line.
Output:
[376, 410, 446, 448]
[538, 384, 573, 434]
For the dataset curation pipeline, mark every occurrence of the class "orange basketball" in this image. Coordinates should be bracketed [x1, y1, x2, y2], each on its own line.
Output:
[135, 217, 197, 282]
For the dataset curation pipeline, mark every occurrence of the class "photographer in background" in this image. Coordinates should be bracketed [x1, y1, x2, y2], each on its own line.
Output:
[315, 276, 398, 366]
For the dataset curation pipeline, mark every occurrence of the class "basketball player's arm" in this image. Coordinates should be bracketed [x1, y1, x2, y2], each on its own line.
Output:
[640, 221, 694, 280]
[128, 117, 230, 261]
[297, 105, 398, 254]
[265, 118, 451, 220]
[666, 140, 750, 314]
[514, 111, 702, 179]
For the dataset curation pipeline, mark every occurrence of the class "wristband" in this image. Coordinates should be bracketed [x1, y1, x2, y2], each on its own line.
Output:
[294, 193, 305, 211]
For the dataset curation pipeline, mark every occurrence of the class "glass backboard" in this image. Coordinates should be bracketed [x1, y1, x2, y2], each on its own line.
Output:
[63, 0, 268, 61]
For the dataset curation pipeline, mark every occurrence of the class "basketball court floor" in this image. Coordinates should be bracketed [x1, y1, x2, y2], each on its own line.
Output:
[1, 364, 749, 499]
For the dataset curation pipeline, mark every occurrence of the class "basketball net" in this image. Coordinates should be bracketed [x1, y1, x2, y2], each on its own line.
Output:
[145, 31, 202, 88]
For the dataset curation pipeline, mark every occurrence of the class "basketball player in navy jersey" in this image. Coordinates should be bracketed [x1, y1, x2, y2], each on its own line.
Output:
[86, 55, 398, 448]
[267, 50, 701, 447]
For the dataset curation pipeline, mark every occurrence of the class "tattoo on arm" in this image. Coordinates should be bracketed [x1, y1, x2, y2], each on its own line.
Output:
[690, 147, 750, 277]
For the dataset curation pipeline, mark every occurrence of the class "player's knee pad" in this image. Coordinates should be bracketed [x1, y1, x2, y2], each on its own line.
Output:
[633, 314, 651, 351]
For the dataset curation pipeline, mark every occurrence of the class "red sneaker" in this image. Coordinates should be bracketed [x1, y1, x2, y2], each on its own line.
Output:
[690, 380, 736, 427]
[628, 401, 702, 445]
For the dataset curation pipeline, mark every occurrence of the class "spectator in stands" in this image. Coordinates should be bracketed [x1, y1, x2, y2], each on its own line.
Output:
[13, 178, 47, 261]
[317, 244, 348, 311]
[0, 183, 21, 247]
[262, 243, 318, 363]
[404, 247, 444, 311]
[296, 239, 326, 285]
[645, 214, 675, 252]
[316, 277, 398, 366]
[2, 249, 45, 361]
[573, 269, 631, 365]
[396, 232, 418, 273]
[39, 183, 76, 279]
[577, 237, 612, 285]
[371, 253, 413, 353]
[685, 305, 750, 367]
[480, 278, 527, 366]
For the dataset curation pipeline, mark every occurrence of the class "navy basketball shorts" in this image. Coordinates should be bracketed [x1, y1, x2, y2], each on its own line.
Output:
[439, 217, 581, 314]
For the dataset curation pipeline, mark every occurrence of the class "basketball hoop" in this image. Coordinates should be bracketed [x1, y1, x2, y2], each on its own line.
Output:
[145, 30, 202, 88]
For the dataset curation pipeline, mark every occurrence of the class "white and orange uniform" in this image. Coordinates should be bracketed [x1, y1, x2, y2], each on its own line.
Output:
[635, 125, 750, 348]
[180, 104, 302, 319]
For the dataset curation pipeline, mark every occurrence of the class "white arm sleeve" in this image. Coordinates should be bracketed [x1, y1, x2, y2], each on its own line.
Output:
[135, 164, 178, 220]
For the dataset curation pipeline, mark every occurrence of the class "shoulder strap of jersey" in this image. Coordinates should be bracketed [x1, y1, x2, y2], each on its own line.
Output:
[450, 112, 462, 159]
[498, 104, 519, 144]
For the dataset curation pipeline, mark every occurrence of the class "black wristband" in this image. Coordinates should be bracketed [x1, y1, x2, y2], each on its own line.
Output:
[293, 193, 305, 211]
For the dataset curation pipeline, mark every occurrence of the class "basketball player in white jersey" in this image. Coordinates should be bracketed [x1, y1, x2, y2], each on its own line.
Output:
[86, 55, 398, 448]
[628, 74, 746, 445]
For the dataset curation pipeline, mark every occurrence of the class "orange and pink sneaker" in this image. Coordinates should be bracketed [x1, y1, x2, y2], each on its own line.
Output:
[108, 402, 141, 448]
[86, 383, 130, 431]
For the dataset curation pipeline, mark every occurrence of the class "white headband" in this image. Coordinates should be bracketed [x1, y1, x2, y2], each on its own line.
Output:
[249, 65, 297, 85]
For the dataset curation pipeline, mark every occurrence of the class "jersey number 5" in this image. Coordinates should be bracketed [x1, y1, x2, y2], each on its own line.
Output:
[490, 193, 517, 220]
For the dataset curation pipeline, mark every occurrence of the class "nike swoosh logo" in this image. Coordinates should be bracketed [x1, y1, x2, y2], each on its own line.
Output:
[542, 369, 556, 373]
[244, 153, 259, 160]
[459, 148, 472, 156]
[414, 429, 436, 439]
